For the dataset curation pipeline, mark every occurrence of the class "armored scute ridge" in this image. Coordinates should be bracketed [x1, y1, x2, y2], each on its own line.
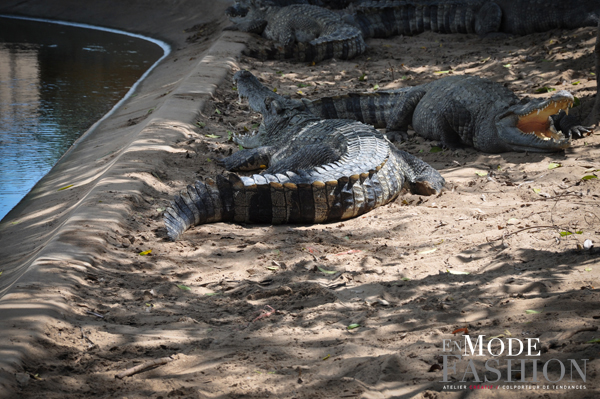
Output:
[351, 1, 488, 38]
[225, 0, 361, 16]
[302, 75, 591, 153]
[164, 70, 445, 241]
[225, 3, 366, 62]
[229, 0, 599, 41]
[350, 0, 599, 38]
[225, 0, 598, 62]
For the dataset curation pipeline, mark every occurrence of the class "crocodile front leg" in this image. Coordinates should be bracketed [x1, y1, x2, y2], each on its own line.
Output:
[384, 86, 428, 142]
[218, 146, 273, 171]
[392, 147, 445, 196]
[551, 110, 593, 139]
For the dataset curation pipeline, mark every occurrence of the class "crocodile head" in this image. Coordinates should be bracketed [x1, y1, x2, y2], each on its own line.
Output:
[233, 70, 314, 148]
[225, 0, 273, 33]
[225, 0, 275, 18]
[495, 90, 574, 152]
[225, 3, 249, 19]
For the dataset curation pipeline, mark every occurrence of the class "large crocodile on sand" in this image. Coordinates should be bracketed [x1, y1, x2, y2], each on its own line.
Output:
[293, 75, 590, 153]
[351, 0, 600, 38]
[163, 71, 445, 240]
[229, 0, 599, 42]
[225, 0, 360, 17]
[225, 1, 366, 62]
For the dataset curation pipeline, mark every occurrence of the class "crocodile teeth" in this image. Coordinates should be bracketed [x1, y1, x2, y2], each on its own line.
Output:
[533, 131, 551, 141]
[537, 109, 540, 115]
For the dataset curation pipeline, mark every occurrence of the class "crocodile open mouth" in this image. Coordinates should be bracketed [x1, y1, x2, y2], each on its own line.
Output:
[516, 98, 573, 140]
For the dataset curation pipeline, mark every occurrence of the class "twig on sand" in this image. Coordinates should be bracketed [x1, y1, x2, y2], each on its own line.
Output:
[534, 193, 582, 201]
[86, 310, 104, 319]
[115, 354, 178, 379]
[564, 326, 598, 340]
[80, 327, 96, 349]
[252, 305, 276, 323]
[488, 225, 561, 242]
[307, 251, 319, 262]
[234, 305, 278, 331]
[549, 326, 599, 348]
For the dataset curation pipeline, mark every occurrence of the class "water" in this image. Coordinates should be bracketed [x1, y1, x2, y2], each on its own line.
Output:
[0, 16, 167, 220]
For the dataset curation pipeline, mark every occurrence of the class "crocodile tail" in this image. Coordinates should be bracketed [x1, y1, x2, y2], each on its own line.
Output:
[244, 28, 366, 62]
[353, 1, 480, 38]
[164, 176, 233, 241]
[391, 147, 446, 196]
[303, 87, 423, 131]
[164, 154, 420, 240]
[299, 27, 366, 62]
[304, 92, 398, 128]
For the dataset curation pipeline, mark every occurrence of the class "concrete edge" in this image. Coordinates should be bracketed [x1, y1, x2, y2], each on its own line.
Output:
[0, 31, 247, 397]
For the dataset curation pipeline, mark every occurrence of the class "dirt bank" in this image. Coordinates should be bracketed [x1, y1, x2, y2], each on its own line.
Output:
[0, 1, 599, 398]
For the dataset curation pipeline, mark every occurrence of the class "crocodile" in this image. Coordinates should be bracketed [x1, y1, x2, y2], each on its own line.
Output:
[584, 19, 600, 126]
[348, 0, 600, 38]
[225, 1, 366, 62]
[296, 75, 590, 153]
[229, 0, 599, 39]
[163, 70, 445, 241]
[225, 0, 359, 18]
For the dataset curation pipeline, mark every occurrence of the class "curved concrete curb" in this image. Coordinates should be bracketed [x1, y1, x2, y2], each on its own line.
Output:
[0, 30, 246, 397]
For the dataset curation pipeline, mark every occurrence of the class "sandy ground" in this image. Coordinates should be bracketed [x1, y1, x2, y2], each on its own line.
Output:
[0, 1, 600, 398]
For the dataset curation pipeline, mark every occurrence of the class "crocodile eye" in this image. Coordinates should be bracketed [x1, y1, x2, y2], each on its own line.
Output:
[264, 98, 282, 115]
[264, 97, 273, 110]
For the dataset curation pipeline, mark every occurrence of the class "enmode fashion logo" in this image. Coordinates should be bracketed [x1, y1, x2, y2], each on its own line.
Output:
[440, 335, 588, 391]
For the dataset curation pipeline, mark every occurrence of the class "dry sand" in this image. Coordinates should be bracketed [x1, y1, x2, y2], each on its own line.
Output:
[0, 1, 599, 398]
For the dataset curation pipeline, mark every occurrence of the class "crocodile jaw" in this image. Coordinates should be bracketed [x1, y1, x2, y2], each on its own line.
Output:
[515, 95, 573, 140]
[496, 91, 573, 152]
[233, 70, 308, 148]
[234, 70, 284, 115]
[233, 70, 284, 147]
[233, 128, 263, 149]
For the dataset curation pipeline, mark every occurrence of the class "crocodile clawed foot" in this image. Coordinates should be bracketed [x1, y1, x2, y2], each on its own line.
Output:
[410, 179, 444, 196]
[550, 110, 592, 140]
[568, 125, 594, 139]
[437, 141, 465, 151]
[385, 130, 409, 143]
[214, 158, 228, 169]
